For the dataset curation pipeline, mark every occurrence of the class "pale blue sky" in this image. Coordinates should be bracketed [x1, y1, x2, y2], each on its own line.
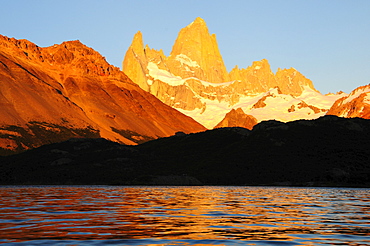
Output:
[1, 0, 369, 94]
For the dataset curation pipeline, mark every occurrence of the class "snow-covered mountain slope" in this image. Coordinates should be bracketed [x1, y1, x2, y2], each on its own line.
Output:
[327, 84, 370, 119]
[145, 57, 345, 128]
[123, 17, 347, 129]
[177, 86, 345, 129]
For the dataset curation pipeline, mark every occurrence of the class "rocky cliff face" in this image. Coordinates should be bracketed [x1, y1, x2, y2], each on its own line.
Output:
[0, 35, 205, 155]
[122, 31, 151, 91]
[166, 17, 230, 83]
[214, 108, 257, 130]
[228, 60, 316, 97]
[327, 84, 370, 119]
[122, 17, 344, 129]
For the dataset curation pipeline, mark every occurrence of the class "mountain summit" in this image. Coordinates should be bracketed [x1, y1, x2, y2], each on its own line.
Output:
[122, 18, 345, 128]
[167, 17, 229, 83]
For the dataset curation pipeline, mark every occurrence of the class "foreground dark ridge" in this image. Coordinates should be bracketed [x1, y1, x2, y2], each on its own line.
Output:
[0, 115, 369, 187]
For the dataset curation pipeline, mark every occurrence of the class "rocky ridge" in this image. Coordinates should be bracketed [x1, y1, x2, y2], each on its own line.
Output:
[122, 17, 344, 128]
[0, 35, 205, 155]
[327, 84, 370, 119]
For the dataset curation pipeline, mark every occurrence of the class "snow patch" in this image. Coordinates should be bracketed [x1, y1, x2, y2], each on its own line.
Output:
[198, 80, 236, 87]
[147, 62, 236, 88]
[147, 62, 186, 86]
[146, 64, 344, 129]
[364, 94, 370, 104]
[175, 54, 200, 68]
[177, 86, 342, 129]
[359, 106, 365, 113]
[342, 86, 370, 104]
[297, 86, 346, 109]
[339, 108, 349, 117]
[177, 95, 259, 129]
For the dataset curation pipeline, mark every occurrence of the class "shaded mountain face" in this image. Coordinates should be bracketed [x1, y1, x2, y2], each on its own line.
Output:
[0, 35, 205, 155]
[122, 17, 345, 129]
[327, 84, 370, 119]
[1, 116, 369, 187]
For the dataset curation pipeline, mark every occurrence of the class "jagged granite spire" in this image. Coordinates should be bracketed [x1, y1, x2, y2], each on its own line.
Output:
[167, 17, 230, 83]
[122, 31, 150, 91]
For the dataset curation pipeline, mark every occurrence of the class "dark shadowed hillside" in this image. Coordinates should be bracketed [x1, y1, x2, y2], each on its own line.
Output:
[0, 116, 369, 187]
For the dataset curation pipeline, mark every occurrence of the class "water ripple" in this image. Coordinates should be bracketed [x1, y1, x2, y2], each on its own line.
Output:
[0, 186, 369, 245]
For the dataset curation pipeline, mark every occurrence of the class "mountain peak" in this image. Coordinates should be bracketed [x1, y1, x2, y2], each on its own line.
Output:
[122, 31, 150, 90]
[131, 31, 144, 51]
[61, 40, 84, 46]
[250, 59, 271, 70]
[168, 17, 229, 83]
[189, 17, 207, 27]
[214, 108, 258, 130]
[122, 19, 334, 129]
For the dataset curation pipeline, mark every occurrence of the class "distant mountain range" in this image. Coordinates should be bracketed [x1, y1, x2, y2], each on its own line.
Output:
[0, 17, 369, 158]
[122, 17, 365, 129]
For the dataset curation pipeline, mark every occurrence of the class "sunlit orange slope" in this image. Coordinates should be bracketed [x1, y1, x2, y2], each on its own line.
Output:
[327, 84, 370, 119]
[0, 35, 205, 153]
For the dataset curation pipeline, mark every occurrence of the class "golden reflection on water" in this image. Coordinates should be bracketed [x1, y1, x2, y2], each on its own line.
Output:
[0, 186, 369, 245]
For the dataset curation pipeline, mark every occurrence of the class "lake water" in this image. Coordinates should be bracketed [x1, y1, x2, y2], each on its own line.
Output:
[0, 186, 369, 245]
